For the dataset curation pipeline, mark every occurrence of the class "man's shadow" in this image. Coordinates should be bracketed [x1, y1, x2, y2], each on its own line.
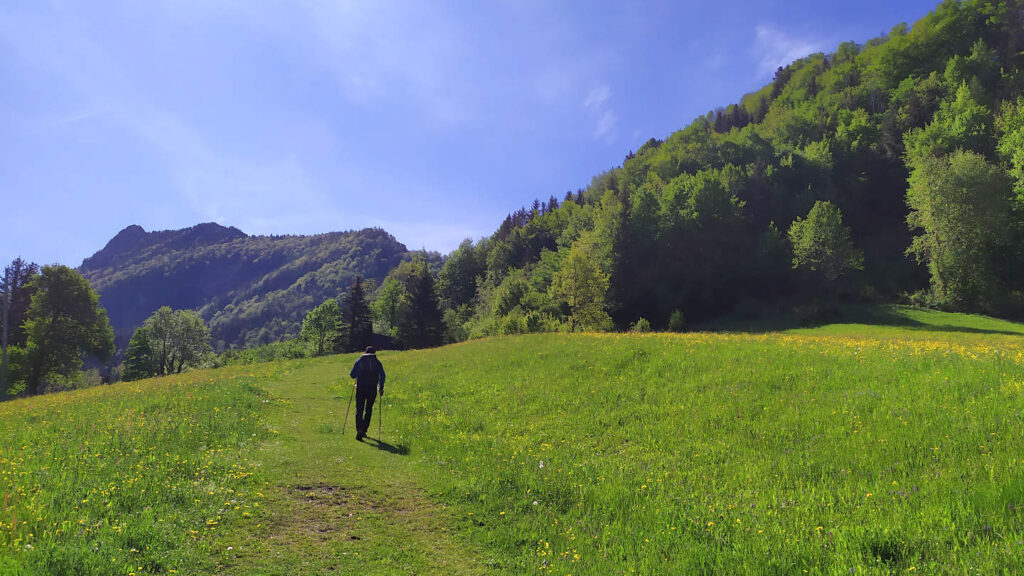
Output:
[366, 437, 410, 455]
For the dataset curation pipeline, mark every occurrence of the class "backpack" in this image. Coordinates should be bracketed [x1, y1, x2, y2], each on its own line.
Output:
[356, 355, 380, 388]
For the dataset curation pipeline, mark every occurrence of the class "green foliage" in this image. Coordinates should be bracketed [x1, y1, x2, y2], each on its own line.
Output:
[629, 318, 652, 333]
[491, 268, 531, 318]
[2, 259, 40, 399]
[122, 324, 155, 382]
[549, 241, 612, 332]
[300, 299, 341, 357]
[438, 238, 486, 310]
[123, 306, 214, 381]
[668, 309, 686, 332]
[340, 276, 373, 352]
[23, 265, 114, 395]
[215, 339, 309, 366]
[906, 149, 1013, 310]
[2, 258, 39, 348]
[395, 259, 445, 349]
[904, 82, 993, 159]
[371, 277, 405, 338]
[996, 97, 1024, 199]
[788, 201, 864, 283]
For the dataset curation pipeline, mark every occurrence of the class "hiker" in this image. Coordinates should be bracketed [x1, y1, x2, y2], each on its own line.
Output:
[349, 345, 385, 440]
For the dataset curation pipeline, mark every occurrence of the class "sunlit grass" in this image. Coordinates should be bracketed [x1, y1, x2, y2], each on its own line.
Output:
[4, 306, 1024, 574]
[0, 365, 277, 575]
[385, 328, 1024, 574]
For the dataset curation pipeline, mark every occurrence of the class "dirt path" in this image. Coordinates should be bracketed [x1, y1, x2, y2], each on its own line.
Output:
[217, 358, 496, 575]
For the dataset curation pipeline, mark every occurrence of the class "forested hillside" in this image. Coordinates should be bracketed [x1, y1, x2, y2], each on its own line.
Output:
[78, 223, 416, 349]
[438, 0, 1024, 336]
[70, 1, 1024, 352]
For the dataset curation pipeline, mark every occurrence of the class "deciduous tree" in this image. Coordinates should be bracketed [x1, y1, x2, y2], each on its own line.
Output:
[906, 149, 1012, 309]
[24, 265, 114, 394]
[371, 277, 405, 338]
[300, 299, 341, 356]
[550, 239, 612, 332]
[788, 201, 864, 283]
[123, 307, 213, 380]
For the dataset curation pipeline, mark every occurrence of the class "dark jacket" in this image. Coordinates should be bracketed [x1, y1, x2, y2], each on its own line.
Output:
[350, 353, 385, 393]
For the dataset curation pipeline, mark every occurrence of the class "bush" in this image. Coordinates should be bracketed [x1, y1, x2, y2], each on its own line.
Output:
[668, 310, 686, 332]
[500, 312, 528, 335]
[74, 369, 104, 389]
[629, 318, 652, 333]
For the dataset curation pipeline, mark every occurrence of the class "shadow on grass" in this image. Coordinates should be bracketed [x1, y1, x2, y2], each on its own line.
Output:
[368, 438, 410, 455]
[698, 304, 1024, 337]
[841, 305, 1023, 336]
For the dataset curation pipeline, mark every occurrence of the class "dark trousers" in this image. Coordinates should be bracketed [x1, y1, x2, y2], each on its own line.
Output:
[354, 386, 377, 435]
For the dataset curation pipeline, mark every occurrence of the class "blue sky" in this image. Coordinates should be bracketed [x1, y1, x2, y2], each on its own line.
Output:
[1, 0, 940, 267]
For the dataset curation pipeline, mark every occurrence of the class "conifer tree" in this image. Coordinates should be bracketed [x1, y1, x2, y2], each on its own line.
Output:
[341, 276, 374, 352]
[396, 260, 444, 349]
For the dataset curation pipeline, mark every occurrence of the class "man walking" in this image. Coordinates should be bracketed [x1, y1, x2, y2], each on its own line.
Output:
[350, 346, 385, 441]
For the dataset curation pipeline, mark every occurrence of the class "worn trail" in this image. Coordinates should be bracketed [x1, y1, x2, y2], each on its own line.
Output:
[218, 357, 493, 575]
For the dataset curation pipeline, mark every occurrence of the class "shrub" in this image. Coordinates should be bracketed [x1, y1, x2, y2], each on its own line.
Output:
[668, 310, 686, 332]
[630, 318, 652, 333]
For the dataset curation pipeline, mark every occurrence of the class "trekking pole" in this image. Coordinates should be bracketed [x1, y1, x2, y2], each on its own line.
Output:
[342, 383, 354, 435]
[378, 391, 383, 440]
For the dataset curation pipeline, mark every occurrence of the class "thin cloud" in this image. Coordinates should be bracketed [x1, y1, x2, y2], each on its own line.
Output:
[754, 24, 824, 78]
[295, 1, 474, 130]
[583, 84, 617, 144]
[0, 4, 341, 235]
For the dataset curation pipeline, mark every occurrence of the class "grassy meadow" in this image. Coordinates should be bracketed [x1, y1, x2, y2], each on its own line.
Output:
[0, 366, 278, 575]
[3, 306, 1024, 574]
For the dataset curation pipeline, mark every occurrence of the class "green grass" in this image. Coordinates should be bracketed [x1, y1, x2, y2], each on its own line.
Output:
[789, 304, 1024, 340]
[0, 366, 275, 575]
[388, 332, 1024, 574]
[4, 305, 1024, 574]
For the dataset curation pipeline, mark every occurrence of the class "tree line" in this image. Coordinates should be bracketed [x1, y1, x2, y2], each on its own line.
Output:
[0, 253, 451, 396]
[417, 0, 1024, 337]
[1, 260, 114, 398]
[117, 0, 1024, 361]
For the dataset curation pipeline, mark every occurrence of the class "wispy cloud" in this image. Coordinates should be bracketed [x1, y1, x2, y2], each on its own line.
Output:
[754, 25, 823, 78]
[0, 3, 340, 235]
[583, 84, 617, 144]
[294, 2, 474, 130]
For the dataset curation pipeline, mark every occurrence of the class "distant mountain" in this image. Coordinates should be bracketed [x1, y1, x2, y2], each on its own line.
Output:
[79, 223, 413, 350]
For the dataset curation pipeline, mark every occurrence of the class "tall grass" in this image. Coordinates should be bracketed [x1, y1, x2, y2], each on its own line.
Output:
[0, 366, 275, 575]
[386, 331, 1024, 574]
[4, 307, 1024, 574]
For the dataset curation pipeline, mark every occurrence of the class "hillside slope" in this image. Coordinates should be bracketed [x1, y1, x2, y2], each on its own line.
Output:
[78, 223, 411, 349]
[4, 310, 1024, 574]
[442, 0, 1024, 337]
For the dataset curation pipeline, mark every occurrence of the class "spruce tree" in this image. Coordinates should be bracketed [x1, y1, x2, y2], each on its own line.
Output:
[341, 277, 374, 352]
[396, 260, 444, 349]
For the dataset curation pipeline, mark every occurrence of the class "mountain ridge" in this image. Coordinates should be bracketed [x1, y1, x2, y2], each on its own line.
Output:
[78, 223, 415, 350]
